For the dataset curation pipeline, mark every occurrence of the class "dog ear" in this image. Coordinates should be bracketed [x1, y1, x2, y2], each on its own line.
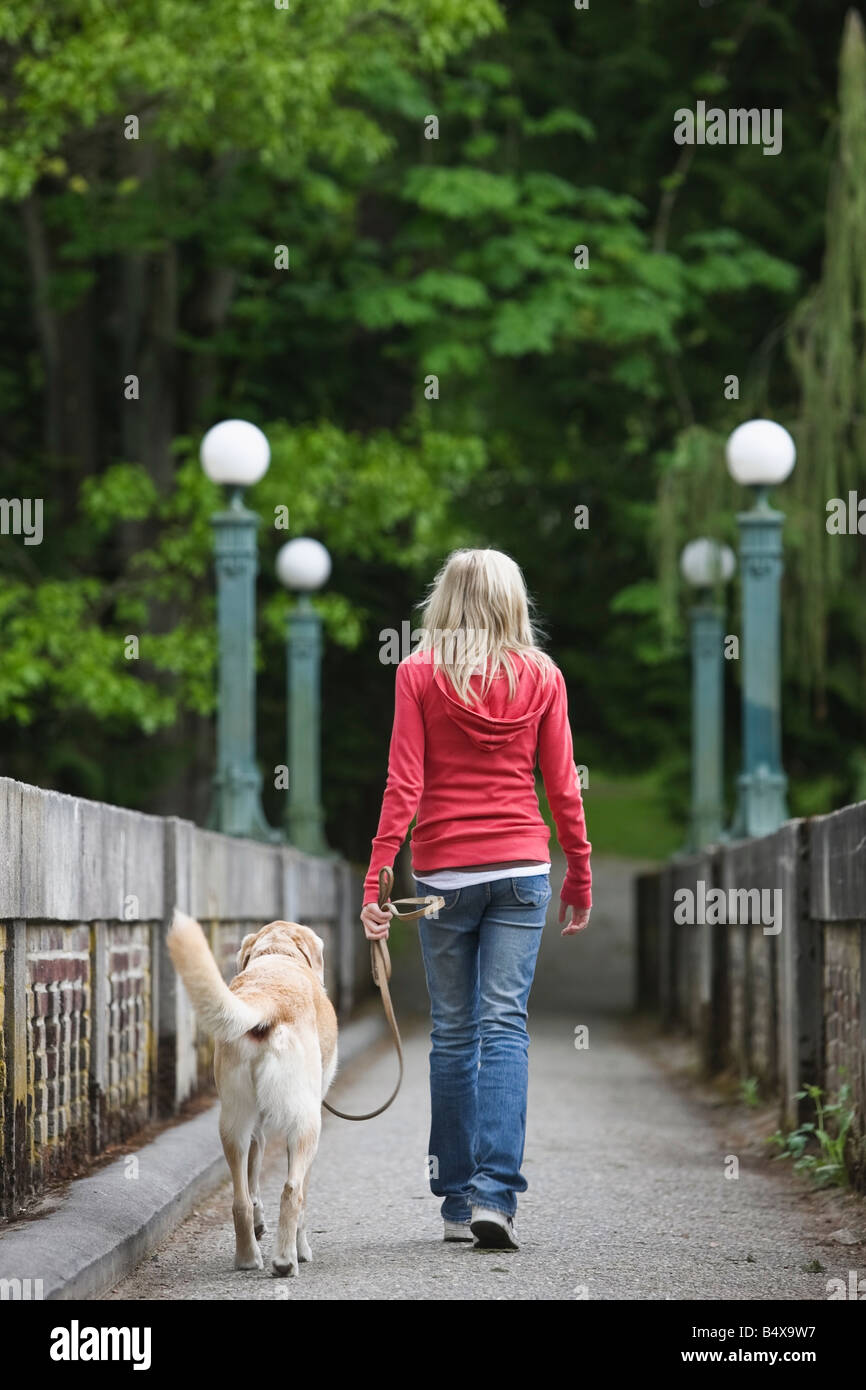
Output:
[237, 932, 258, 972]
[295, 927, 325, 982]
[293, 938, 314, 970]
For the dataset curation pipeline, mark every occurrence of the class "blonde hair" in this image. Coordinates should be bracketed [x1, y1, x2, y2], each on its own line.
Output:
[414, 548, 553, 704]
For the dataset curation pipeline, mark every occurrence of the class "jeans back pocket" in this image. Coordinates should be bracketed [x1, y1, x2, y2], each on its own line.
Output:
[510, 874, 552, 907]
[414, 880, 461, 912]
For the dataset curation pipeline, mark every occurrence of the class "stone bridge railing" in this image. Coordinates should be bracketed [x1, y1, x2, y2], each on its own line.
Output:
[0, 777, 367, 1219]
[634, 800, 866, 1189]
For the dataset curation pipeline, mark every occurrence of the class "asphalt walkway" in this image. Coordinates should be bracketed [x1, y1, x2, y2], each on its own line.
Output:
[105, 1016, 833, 1301]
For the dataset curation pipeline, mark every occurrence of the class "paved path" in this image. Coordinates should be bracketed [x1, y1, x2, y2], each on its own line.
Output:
[106, 1011, 835, 1302]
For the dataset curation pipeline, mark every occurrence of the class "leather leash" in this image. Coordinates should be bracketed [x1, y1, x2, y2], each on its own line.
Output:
[322, 866, 444, 1121]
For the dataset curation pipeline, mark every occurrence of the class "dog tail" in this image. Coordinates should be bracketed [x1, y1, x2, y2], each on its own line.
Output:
[167, 909, 266, 1043]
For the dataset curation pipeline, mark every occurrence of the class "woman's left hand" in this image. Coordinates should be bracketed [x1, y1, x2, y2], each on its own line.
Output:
[559, 901, 591, 936]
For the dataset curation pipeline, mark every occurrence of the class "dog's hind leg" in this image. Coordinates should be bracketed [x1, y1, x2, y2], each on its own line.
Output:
[272, 1124, 319, 1278]
[220, 1112, 263, 1271]
[248, 1129, 266, 1239]
[297, 1163, 314, 1264]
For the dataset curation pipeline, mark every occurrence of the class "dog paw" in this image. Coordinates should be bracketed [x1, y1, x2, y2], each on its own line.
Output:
[236, 1248, 264, 1271]
[271, 1257, 298, 1278]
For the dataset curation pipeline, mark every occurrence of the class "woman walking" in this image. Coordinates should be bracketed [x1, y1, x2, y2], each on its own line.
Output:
[360, 548, 591, 1250]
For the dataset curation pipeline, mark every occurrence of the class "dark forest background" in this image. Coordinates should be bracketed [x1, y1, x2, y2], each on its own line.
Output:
[1, 0, 864, 864]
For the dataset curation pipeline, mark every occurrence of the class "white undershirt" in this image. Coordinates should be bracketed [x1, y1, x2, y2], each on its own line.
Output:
[418, 862, 551, 889]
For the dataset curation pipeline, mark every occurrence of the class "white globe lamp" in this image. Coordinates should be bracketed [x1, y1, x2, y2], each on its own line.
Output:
[200, 419, 271, 491]
[276, 538, 332, 593]
[725, 419, 796, 490]
[680, 538, 736, 590]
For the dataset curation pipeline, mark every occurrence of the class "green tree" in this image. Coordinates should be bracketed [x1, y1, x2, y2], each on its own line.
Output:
[0, 0, 856, 849]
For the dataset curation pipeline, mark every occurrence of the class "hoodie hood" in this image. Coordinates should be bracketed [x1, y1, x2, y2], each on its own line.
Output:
[433, 660, 553, 751]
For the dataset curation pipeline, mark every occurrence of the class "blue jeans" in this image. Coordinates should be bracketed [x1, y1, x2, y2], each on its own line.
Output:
[414, 873, 552, 1222]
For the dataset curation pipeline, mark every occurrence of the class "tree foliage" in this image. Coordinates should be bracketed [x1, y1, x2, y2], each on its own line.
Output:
[0, 0, 858, 842]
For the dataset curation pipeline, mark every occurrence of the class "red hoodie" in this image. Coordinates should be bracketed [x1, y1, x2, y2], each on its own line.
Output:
[362, 650, 592, 909]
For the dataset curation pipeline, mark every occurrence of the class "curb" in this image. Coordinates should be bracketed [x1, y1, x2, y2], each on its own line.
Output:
[0, 1009, 386, 1301]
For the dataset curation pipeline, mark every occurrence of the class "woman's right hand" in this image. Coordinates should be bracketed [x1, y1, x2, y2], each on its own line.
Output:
[361, 901, 392, 941]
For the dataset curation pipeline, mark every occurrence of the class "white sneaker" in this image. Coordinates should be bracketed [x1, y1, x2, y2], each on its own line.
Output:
[443, 1220, 474, 1243]
[470, 1206, 519, 1250]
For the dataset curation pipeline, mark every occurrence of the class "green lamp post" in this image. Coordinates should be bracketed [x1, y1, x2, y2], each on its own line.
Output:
[201, 419, 275, 840]
[681, 538, 736, 849]
[276, 537, 332, 856]
[725, 418, 797, 839]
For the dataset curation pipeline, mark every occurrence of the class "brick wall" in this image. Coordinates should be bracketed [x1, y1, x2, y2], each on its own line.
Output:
[823, 926, 858, 1097]
[748, 930, 778, 1089]
[26, 924, 91, 1190]
[823, 923, 864, 1184]
[105, 923, 151, 1142]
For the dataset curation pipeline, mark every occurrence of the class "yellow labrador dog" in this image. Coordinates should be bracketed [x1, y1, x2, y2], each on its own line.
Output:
[167, 911, 337, 1277]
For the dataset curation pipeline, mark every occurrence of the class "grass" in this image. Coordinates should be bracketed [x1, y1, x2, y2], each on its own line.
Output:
[769, 1083, 855, 1188]
[538, 770, 683, 860]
